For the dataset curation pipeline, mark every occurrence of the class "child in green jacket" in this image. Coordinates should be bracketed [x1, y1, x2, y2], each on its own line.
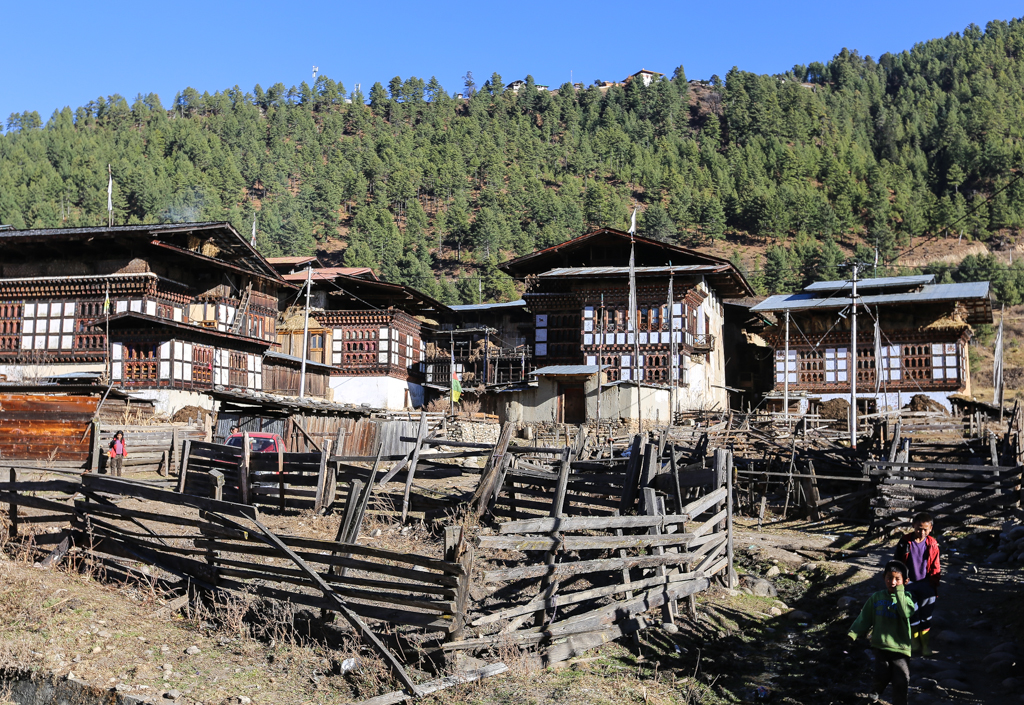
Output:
[848, 560, 917, 705]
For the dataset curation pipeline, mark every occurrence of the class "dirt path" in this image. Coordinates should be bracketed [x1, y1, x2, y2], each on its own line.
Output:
[701, 518, 1024, 705]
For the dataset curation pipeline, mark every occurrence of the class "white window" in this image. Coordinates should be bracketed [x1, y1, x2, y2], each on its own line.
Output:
[23, 320, 34, 334]
[535, 343, 547, 356]
[116, 301, 127, 313]
[879, 345, 901, 381]
[146, 300, 157, 316]
[584, 334, 593, 345]
[535, 329, 547, 342]
[23, 303, 35, 317]
[823, 347, 848, 383]
[535, 314, 547, 328]
[130, 300, 143, 313]
[37, 303, 49, 318]
[379, 327, 389, 339]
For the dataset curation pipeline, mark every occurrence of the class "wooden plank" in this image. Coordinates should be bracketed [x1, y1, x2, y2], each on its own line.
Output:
[498, 513, 694, 534]
[472, 569, 704, 626]
[619, 435, 643, 512]
[314, 439, 334, 514]
[479, 548, 706, 583]
[401, 413, 428, 523]
[83, 474, 253, 516]
[478, 533, 696, 551]
[678, 487, 728, 518]
[355, 663, 508, 705]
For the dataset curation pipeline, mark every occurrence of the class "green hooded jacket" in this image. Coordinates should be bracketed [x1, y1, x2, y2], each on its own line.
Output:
[847, 585, 917, 657]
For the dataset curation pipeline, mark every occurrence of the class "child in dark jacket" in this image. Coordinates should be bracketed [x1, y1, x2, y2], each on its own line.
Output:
[893, 512, 940, 655]
[848, 560, 917, 705]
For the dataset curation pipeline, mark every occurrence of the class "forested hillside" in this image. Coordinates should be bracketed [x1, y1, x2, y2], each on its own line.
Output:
[3, 18, 1024, 304]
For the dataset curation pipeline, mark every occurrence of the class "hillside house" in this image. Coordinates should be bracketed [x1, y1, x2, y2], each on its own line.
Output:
[274, 267, 449, 410]
[495, 228, 753, 424]
[750, 275, 993, 413]
[624, 69, 664, 87]
[0, 222, 284, 414]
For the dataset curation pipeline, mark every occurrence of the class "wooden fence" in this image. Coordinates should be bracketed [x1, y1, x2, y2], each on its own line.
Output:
[95, 423, 206, 475]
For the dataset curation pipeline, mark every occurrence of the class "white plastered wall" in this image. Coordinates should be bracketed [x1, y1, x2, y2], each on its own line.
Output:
[330, 376, 423, 410]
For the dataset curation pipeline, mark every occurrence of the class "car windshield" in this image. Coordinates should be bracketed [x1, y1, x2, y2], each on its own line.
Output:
[250, 438, 277, 453]
[225, 436, 243, 447]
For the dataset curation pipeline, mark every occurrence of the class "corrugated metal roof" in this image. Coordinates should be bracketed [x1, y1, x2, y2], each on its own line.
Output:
[282, 268, 376, 282]
[262, 350, 336, 373]
[267, 256, 319, 264]
[531, 365, 600, 376]
[0, 222, 225, 238]
[539, 265, 723, 278]
[803, 275, 934, 292]
[752, 281, 992, 313]
[450, 299, 527, 311]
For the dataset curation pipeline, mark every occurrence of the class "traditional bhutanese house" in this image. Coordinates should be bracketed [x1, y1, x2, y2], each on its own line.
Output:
[0, 222, 285, 414]
[275, 268, 449, 410]
[498, 228, 754, 424]
[749, 275, 993, 413]
[427, 300, 533, 395]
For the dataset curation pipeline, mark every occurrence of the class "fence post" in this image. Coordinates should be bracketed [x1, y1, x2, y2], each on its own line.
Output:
[726, 450, 736, 588]
[315, 439, 334, 514]
[8, 468, 17, 537]
[90, 419, 101, 473]
[277, 442, 286, 514]
[239, 432, 251, 505]
[209, 470, 225, 502]
[177, 440, 192, 493]
[401, 412, 428, 523]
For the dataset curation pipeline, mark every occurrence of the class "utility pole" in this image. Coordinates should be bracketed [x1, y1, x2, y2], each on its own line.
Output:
[597, 294, 604, 425]
[298, 266, 312, 398]
[783, 309, 790, 424]
[850, 263, 858, 449]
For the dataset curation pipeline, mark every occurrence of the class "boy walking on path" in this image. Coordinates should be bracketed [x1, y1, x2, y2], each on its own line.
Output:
[848, 560, 917, 705]
[893, 512, 940, 655]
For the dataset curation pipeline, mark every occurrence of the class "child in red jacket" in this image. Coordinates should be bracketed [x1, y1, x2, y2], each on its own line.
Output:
[893, 512, 940, 655]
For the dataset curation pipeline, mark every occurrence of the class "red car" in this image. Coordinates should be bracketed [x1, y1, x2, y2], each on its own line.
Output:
[225, 432, 288, 453]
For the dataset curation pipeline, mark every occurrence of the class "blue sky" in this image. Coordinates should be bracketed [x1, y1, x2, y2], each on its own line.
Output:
[2, 1, 1021, 128]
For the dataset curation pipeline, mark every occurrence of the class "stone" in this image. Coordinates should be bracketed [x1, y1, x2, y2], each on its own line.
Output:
[837, 596, 857, 609]
[991, 642, 1017, 655]
[162, 664, 173, 671]
[787, 610, 812, 621]
[740, 588, 753, 595]
[98, 631, 112, 639]
[773, 601, 788, 609]
[987, 552, 1009, 564]
[751, 579, 777, 598]
[164, 690, 181, 699]
[662, 622, 679, 634]
[986, 658, 1017, 676]
[115, 684, 131, 693]
[931, 670, 965, 681]
[1002, 677, 1021, 689]
[765, 566, 781, 578]
[768, 607, 783, 617]
[969, 619, 992, 630]
[938, 679, 970, 691]
[934, 631, 963, 645]
[92, 647, 101, 654]
[723, 588, 740, 597]
[184, 646, 200, 655]
[237, 697, 252, 705]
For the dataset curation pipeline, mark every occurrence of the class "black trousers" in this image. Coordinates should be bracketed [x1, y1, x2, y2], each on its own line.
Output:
[872, 649, 909, 705]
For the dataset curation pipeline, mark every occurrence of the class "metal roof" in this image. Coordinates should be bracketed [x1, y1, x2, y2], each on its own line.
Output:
[539, 265, 725, 278]
[282, 267, 377, 282]
[0, 222, 227, 239]
[751, 282, 992, 321]
[802, 275, 935, 292]
[262, 350, 336, 373]
[450, 299, 527, 312]
[531, 365, 601, 376]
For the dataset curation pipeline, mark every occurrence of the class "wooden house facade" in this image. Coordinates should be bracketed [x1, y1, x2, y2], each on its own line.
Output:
[750, 275, 993, 413]
[273, 268, 449, 410]
[497, 229, 753, 424]
[0, 222, 286, 414]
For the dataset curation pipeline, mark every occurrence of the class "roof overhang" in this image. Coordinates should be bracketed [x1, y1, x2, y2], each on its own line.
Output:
[105, 312, 273, 350]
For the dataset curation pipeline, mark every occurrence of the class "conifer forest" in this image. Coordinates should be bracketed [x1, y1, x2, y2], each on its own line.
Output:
[3, 18, 1024, 304]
